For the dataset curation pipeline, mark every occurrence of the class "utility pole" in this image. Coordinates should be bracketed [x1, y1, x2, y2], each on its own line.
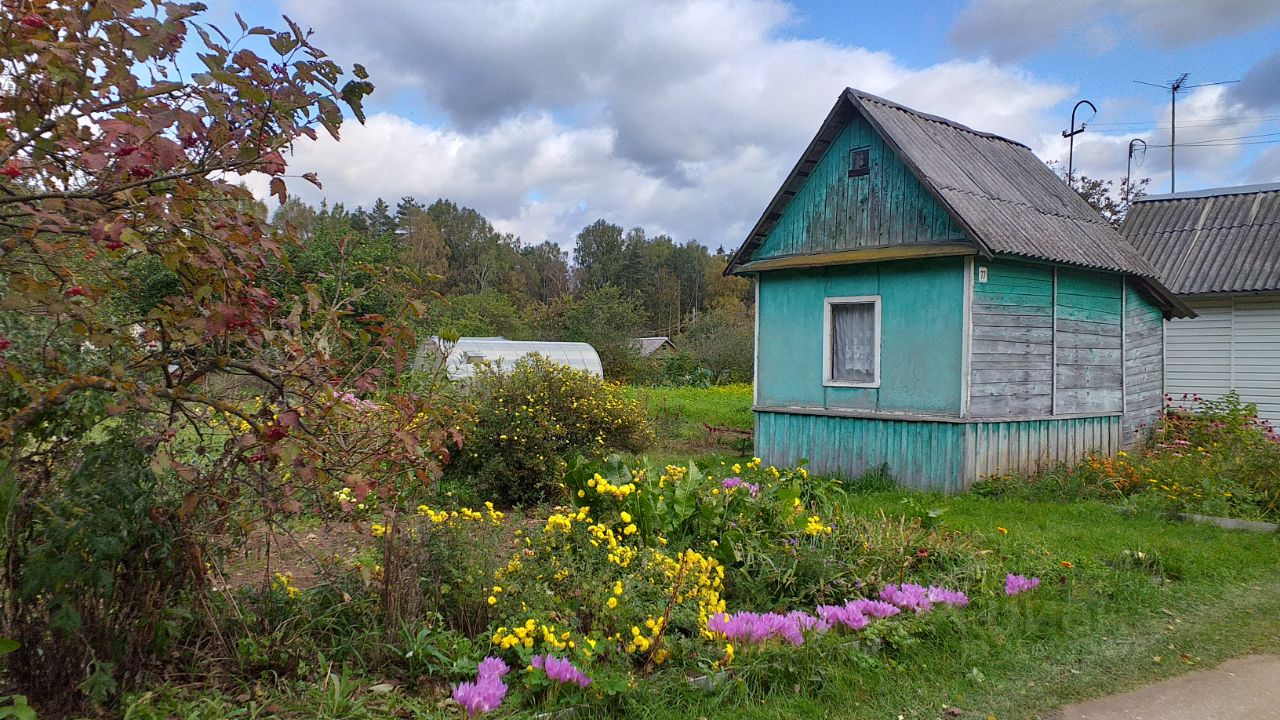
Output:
[1135, 73, 1237, 194]
[1169, 73, 1186, 192]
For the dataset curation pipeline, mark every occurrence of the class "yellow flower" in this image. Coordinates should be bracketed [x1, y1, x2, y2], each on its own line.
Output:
[606, 597, 618, 609]
[487, 595, 497, 605]
[370, 523, 387, 538]
[620, 511, 632, 523]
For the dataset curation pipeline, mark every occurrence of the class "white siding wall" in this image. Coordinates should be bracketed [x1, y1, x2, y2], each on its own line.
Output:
[1232, 297, 1280, 423]
[1165, 295, 1280, 423]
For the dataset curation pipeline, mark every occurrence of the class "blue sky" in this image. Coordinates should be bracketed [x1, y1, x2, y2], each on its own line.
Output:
[207, 0, 1280, 250]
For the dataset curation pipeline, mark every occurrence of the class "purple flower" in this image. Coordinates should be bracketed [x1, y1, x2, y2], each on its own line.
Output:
[1004, 573, 1040, 596]
[926, 586, 970, 608]
[452, 675, 507, 716]
[477, 656, 510, 679]
[846, 599, 900, 619]
[880, 583, 932, 613]
[531, 654, 592, 688]
[815, 603, 871, 631]
[880, 583, 968, 613]
[706, 611, 825, 646]
[722, 477, 743, 490]
[746, 482, 760, 497]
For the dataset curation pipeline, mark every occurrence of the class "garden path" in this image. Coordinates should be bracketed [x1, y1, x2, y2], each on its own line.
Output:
[1054, 654, 1280, 720]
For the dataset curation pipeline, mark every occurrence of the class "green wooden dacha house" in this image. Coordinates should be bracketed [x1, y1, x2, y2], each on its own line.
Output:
[726, 89, 1192, 492]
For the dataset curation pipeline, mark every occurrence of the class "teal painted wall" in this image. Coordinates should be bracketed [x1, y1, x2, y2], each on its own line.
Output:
[756, 411, 1121, 492]
[756, 411, 967, 492]
[756, 256, 965, 415]
[753, 113, 967, 260]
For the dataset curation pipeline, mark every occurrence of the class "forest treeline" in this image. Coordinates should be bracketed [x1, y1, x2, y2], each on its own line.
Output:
[221, 196, 754, 382]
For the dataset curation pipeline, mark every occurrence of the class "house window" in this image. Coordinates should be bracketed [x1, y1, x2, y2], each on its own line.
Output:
[848, 147, 870, 177]
[824, 296, 880, 387]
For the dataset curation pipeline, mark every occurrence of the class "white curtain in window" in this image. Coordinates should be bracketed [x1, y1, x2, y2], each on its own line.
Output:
[831, 303, 875, 383]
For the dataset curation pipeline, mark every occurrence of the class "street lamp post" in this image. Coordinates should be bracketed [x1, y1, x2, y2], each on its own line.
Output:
[1061, 99, 1097, 188]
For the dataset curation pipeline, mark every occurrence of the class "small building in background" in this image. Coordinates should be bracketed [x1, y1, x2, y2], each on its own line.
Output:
[1123, 183, 1280, 424]
[727, 88, 1190, 492]
[414, 337, 604, 380]
[630, 336, 677, 357]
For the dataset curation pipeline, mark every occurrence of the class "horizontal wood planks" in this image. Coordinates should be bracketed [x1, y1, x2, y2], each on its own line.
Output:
[1123, 281, 1164, 444]
[1054, 268, 1123, 414]
[969, 262, 1054, 416]
[753, 111, 967, 261]
[967, 260, 1134, 420]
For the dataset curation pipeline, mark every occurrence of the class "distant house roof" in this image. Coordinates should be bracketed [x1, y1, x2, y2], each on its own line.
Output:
[630, 336, 675, 356]
[1122, 182, 1280, 295]
[413, 337, 604, 379]
[726, 89, 1191, 314]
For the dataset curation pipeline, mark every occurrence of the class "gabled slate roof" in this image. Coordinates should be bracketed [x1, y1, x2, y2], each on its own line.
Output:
[728, 88, 1163, 278]
[1122, 183, 1280, 295]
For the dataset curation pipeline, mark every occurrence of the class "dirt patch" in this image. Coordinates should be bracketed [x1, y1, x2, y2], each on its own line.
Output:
[217, 520, 372, 592]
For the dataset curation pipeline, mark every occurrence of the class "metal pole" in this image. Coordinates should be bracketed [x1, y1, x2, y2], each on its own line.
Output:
[1168, 73, 1187, 193]
[1061, 99, 1096, 188]
[1170, 86, 1177, 193]
[1127, 139, 1146, 202]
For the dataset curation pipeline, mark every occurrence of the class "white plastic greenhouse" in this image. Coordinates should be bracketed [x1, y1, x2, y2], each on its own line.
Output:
[414, 337, 604, 380]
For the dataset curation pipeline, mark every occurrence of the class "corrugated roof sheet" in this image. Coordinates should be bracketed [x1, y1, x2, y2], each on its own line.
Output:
[630, 336, 675, 356]
[728, 88, 1162, 278]
[1122, 184, 1280, 295]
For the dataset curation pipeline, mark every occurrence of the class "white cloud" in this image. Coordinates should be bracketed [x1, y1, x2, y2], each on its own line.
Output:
[950, 0, 1280, 61]
[268, 0, 1077, 248]
[1031, 86, 1274, 194]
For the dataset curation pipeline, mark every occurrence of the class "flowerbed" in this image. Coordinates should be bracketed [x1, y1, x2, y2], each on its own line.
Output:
[979, 392, 1280, 522]
[356, 457, 1050, 716]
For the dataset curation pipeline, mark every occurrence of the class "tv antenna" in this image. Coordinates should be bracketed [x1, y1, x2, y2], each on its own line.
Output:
[1135, 73, 1239, 192]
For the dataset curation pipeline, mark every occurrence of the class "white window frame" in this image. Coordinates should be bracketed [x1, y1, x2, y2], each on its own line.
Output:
[823, 295, 882, 388]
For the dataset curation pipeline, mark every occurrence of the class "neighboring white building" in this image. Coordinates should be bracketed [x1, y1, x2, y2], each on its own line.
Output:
[413, 337, 604, 380]
[1124, 183, 1280, 423]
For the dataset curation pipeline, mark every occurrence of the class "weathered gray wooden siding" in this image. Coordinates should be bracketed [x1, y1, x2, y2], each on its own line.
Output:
[1054, 268, 1124, 414]
[965, 415, 1121, 480]
[1123, 282, 1165, 445]
[753, 112, 968, 261]
[968, 261, 1055, 416]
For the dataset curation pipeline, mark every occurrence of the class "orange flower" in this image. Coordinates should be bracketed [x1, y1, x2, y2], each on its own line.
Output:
[1060, 560, 1074, 569]
[997, 527, 1008, 535]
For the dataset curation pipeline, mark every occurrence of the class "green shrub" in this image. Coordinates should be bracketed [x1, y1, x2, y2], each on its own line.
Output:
[448, 355, 653, 505]
[7, 435, 198, 712]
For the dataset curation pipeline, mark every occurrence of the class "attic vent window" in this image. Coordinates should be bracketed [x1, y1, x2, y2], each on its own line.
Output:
[848, 147, 870, 178]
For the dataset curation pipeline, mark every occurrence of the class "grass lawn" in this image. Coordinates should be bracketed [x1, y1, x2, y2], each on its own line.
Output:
[127, 489, 1280, 720]
[120, 386, 1280, 720]
[632, 491, 1280, 719]
[624, 384, 754, 465]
